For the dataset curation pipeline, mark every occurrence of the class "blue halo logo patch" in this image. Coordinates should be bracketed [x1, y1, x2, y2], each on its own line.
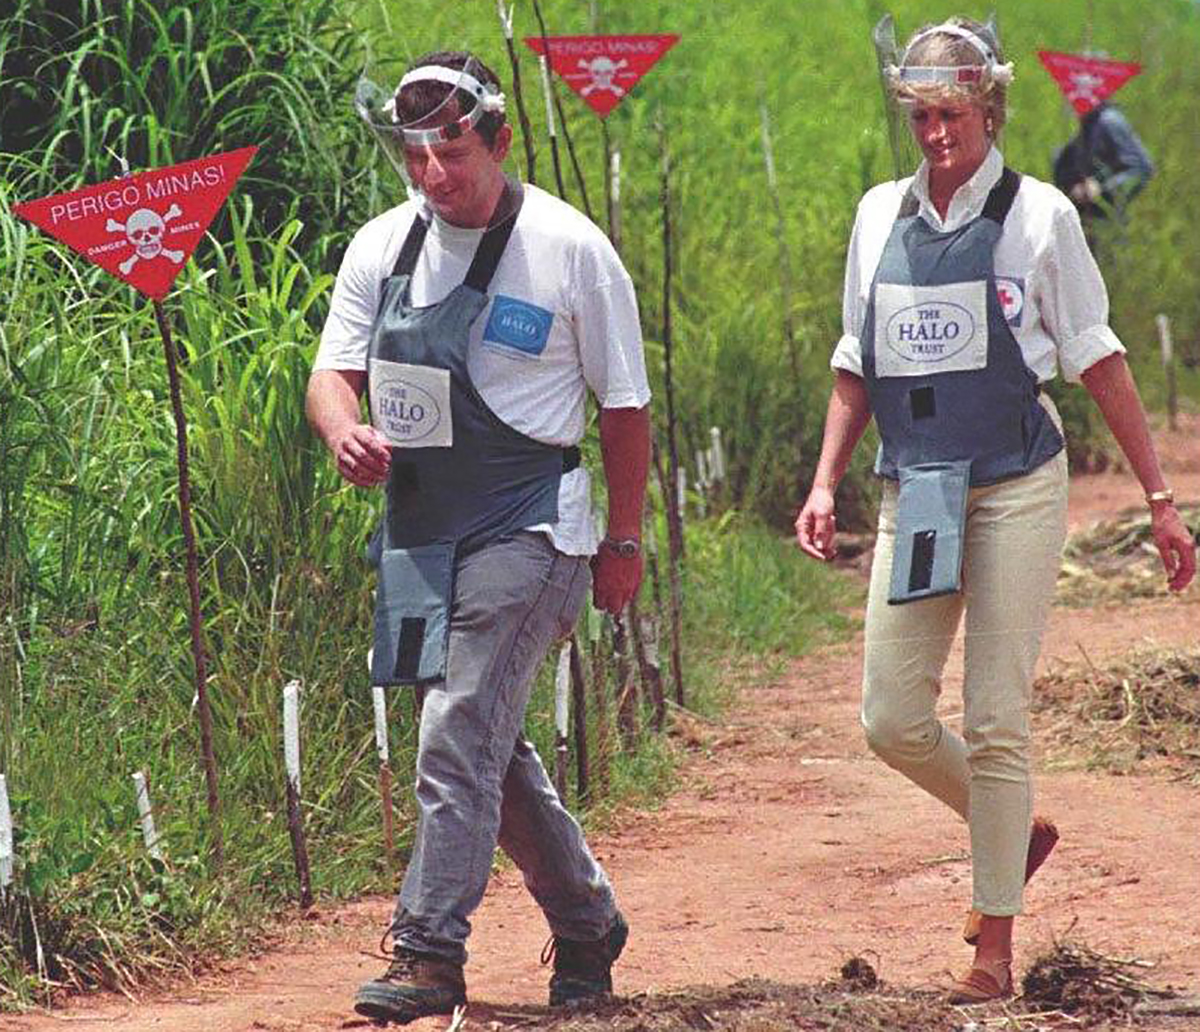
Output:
[483, 295, 554, 358]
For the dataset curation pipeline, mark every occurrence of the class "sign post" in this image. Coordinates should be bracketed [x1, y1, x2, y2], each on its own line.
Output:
[14, 146, 257, 870]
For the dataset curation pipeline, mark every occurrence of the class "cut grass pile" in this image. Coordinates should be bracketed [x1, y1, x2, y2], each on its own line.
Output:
[1056, 505, 1200, 607]
[441, 949, 1194, 1032]
[1033, 646, 1200, 777]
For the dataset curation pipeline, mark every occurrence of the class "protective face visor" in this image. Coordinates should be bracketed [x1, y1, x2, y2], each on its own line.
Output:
[876, 15, 1013, 95]
[355, 59, 507, 197]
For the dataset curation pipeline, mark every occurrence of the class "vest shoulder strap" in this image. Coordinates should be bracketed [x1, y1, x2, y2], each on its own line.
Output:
[390, 214, 430, 278]
[896, 166, 1021, 224]
[464, 180, 524, 292]
[981, 167, 1021, 224]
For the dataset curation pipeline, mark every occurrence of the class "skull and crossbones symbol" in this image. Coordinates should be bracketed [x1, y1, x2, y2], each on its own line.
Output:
[575, 56, 628, 97]
[1067, 70, 1106, 106]
[106, 203, 185, 274]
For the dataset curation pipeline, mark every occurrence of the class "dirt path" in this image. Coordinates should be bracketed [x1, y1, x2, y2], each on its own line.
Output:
[3, 415, 1197, 1032]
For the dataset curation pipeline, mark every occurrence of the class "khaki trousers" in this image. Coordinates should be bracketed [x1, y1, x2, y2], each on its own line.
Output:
[861, 426, 1068, 915]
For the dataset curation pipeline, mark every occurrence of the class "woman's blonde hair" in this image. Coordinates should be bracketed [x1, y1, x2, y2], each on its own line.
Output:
[888, 17, 1010, 137]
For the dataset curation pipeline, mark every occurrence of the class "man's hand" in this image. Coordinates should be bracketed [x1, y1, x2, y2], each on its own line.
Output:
[329, 423, 392, 487]
[1069, 177, 1101, 205]
[306, 369, 391, 488]
[591, 546, 643, 614]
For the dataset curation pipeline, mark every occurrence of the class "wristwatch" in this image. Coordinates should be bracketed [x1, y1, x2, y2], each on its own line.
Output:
[1145, 489, 1175, 506]
[600, 536, 641, 559]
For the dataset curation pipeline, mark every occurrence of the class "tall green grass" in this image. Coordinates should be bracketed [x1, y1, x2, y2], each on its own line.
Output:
[1, 0, 1196, 1005]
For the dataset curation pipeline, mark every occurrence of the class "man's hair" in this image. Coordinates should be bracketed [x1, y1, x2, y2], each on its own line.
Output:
[891, 18, 1009, 136]
[394, 51, 506, 147]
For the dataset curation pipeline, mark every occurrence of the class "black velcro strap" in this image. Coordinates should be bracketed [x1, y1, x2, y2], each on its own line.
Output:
[908, 530, 937, 592]
[391, 216, 430, 278]
[393, 617, 427, 682]
[563, 446, 581, 472]
[982, 167, 1021, 225]
[910, 386, 937, 421]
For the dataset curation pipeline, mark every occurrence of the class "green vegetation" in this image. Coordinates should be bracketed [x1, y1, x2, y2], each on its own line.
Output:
[1, 0, 1196, 1006]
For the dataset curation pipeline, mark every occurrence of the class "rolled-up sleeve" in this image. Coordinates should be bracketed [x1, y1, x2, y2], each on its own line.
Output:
[1037, 204, 1125, 382]
[830, 203, 867, 378]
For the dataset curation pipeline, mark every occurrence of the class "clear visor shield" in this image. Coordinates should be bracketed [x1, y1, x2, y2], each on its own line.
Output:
[355, 59, 506, 199]
[871, 15, 920, 178]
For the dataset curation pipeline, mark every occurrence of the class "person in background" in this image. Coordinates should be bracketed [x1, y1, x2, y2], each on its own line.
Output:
[1053, 99, 1154, 228]
[794, 16, 1194, 1006]
[306, 50, 650, 1025]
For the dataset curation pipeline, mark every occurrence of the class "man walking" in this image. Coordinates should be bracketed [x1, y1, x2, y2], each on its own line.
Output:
[305, 50, 650, 1024]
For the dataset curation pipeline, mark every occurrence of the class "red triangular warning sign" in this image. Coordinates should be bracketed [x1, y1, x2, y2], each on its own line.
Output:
[525, 35, 680, 118]
[13, 146, 257, 300]
[1036, 51, 1141, 116]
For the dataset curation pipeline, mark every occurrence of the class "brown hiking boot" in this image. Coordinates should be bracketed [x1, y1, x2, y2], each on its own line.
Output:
[543, 911, 628, 1007]
[963, 816, 1059, 944]
[353, 947, 466, 1025]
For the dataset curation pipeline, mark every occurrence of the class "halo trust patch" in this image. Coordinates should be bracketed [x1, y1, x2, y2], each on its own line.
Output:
[483, 295, 554, 358]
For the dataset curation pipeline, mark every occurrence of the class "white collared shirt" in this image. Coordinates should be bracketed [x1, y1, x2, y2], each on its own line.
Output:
[831, 147, 1124, 383]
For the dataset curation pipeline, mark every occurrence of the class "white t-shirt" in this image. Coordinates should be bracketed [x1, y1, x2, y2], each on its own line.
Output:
[315, 183, 650, 556]
[832, 146, 1125, 383]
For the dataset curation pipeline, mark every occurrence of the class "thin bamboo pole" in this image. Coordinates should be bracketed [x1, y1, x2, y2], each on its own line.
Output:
[495, 0, 538, 184]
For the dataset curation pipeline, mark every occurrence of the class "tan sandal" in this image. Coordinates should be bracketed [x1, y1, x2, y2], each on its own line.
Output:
[947, 960, 1013, 1005]
[963, 816, 1059, 944]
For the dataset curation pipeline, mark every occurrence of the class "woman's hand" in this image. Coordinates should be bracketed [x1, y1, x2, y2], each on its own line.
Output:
[1149, 502, 1196, 593]
[795, 486, 839, 562]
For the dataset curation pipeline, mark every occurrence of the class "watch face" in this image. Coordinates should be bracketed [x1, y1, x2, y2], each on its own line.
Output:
[605, 538, 639, 558]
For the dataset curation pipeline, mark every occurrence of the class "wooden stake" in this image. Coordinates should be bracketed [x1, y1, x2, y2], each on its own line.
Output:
[589, 630, 610, 793]
[568, 635, 590, 802]
[282, 680, 313, 909]
[612, 612, 637, 748]
[152, 300, 223, 869]
[131, 772, 164, 861]
[372, 685, 395, 863]
[553, 642, 571, 799]
[0, 774, 14, 901]
[1156, 314, 1178, 431]
[653, 438, 686, 708]
[629, 597, 665, 731]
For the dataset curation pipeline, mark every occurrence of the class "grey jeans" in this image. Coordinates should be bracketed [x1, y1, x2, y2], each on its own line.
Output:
[391, 531, 618, 965]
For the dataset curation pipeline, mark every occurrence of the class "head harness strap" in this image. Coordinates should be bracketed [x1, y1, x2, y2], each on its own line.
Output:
[385, 64, 507, 146]
[889, 22, 1014, 89]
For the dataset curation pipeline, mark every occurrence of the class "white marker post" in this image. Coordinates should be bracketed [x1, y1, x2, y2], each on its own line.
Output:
[553, 643, 571, 800]
[131, 771, 164, 861]
[373, 685, 395, 864]
[282, 680, 312, 908]
[609, 149, 622, 253]
[709, 426, 726, 483]
[1155, 314, 1177, 431]
[0, 774, 14, 900]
